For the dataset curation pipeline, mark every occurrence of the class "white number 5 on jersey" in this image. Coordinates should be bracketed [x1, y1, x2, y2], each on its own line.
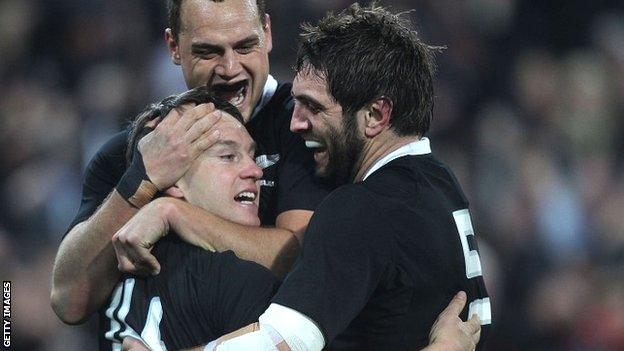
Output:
[452, 209, 491, 325]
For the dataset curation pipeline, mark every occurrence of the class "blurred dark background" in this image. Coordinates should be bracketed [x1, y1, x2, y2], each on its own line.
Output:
[1, 0, 623, 350]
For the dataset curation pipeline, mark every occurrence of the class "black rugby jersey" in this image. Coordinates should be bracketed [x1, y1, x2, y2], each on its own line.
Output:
[273, 154, 491, 350]
[100, 236, 279, 350]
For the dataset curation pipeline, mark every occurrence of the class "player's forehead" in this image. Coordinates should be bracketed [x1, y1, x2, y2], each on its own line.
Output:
[213, 113, 255, 150]
[180, 0, 263, 38]
[292, 69, 338, 107]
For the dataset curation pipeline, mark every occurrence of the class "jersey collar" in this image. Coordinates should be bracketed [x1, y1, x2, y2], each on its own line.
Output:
[249, 74, 278, 121]
[362, 137, 431, 181]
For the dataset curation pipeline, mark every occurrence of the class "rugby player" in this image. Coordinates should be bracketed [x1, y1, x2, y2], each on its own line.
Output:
[105, 88, 481, 351]
[188, 3, 492, 350]
[52, 0, 330, 327]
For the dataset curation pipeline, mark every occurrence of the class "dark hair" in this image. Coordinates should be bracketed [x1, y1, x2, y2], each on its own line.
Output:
[167, 0, 267, 40]
[126, 86, 244, 164]
[295, 3, 443, 137]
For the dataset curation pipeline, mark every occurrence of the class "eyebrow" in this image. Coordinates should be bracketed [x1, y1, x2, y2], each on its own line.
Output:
[191, 35, 260, 52]
[292, 93, 326, 112]
[214, 139, 257, 153]
[233, 35, 260, 47]
[191, 42, 221, 53]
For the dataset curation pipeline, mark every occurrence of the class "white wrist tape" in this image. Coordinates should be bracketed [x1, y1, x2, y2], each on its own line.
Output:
[204, 339, 217, 351]
[259, 303, 325, 351]
[214, 329, 279, 351]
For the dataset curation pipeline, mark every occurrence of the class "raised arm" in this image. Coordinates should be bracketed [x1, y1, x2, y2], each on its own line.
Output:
[51, 103, 222, 324]
[113, 197, 310, 279]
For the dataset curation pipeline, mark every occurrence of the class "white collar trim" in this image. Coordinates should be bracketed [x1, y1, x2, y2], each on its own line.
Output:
[250, 74, 278, 120]
[362, 137, 431, 181]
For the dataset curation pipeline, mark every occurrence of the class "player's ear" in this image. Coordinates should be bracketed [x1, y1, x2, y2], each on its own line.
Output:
[165, 28, 181, 65]
[163, 186, 185, 199]
[364, 97, 393, 138]
[262, 14, 273, 53]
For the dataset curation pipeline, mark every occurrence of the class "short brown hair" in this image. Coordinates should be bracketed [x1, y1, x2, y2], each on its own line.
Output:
[296, 3, 443, 137]
[166, 0, 267, 40]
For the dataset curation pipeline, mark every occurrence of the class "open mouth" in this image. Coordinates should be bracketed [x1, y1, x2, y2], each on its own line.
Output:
[234, 190, 257, 205]
[305, 140, 324, 149]
[305, 140, 328, 164]
[212, 80, 248, 107]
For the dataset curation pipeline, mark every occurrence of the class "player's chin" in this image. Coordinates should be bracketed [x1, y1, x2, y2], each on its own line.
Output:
[240, 216, 261, 227]
[234, 207, 261, 227]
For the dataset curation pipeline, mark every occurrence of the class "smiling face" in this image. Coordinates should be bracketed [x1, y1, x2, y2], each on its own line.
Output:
[290, 69, 366, 186]
[176, 112, 263, 226]
[167, 0, 272, 121]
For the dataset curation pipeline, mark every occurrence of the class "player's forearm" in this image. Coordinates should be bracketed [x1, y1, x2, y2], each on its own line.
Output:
[51, 191, 137, 324]
[161, 198, 300, 277]
[420, 341, 473, 351]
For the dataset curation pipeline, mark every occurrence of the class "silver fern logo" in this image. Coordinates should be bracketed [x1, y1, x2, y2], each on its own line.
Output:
[255, 154, 280, 169]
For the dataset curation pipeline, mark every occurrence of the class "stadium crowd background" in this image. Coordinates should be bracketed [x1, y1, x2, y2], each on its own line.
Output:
[0, 0, 623, 349]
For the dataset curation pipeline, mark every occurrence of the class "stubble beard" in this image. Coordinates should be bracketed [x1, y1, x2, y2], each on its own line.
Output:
[319, 112, 365, 187]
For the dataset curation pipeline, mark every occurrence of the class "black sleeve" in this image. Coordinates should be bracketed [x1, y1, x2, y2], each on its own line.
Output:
[271, 186, 392, 343]
[195, 251, 280, 335]
[65, 130, 129, 234]
[276, 108, 332, 214]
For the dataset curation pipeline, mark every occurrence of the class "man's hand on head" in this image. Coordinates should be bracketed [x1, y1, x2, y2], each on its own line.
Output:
[140, 103, 223, 190]
[112, 198, 183, 276]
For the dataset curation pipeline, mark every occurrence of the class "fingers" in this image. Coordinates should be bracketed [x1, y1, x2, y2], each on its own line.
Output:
[156, 104, 187, 130]
[184, 109, 223, 144]
[466, 314, 481, 335]
[144, 117, 161, 129]
[474, 327, 481, 348]
[194, 129, 221, 152]
[443, 291, 468, 317]
[129, 247, 161, 275]
[122, 248, 160, 276]
[176, 103, 218, 133]
[467, 314, 481, 346]
[113, 234, 162, 276]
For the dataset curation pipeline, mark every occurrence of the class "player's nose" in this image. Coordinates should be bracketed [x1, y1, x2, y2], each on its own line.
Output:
[241, 156, 263, 180]
[215, 50, 243, 79]
[290, 104, 311, 133]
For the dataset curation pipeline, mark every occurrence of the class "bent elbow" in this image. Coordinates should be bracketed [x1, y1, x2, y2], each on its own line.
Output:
[50, 288, 91, 325]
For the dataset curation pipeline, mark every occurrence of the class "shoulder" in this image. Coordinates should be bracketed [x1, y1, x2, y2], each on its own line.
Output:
[259, 83, 293, 124]
[85, 128, 131, 177]
[249, 82, 293, 123]
[91, 129, 130, 163]
[101, 128, 131, 153]
[270, 82, 293, 109]
[302, 183, 395, 258]
[308, 184, 379, 230]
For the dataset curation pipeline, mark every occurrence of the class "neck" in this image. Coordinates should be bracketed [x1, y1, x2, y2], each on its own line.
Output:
[353, 130, 419, 182]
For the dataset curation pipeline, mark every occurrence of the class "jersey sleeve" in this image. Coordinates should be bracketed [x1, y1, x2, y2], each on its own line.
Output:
[270, 186, 393, 343]
[275, 102, 332, 215]
[192, 250, 280, 336]
[65, 130, 129, 234]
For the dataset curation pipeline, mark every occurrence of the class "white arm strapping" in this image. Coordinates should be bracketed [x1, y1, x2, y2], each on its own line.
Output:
[258, 303, 325, 351]
[207, 303, 325, 351]
[212, 328, 280, 351]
